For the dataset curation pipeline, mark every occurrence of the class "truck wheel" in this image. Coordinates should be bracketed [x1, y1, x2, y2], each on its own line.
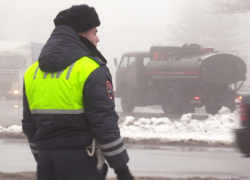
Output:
[205, 104, 222, 115]
[121, 86, 135, 112]
[162, 88, 181, 114]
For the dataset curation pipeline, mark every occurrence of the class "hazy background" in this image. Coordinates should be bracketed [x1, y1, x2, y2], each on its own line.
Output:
[1, 0, 250, 88]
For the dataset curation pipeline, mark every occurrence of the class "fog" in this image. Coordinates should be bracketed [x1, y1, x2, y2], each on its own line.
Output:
[1, 0, 250, 85]
[1, 1, 250, 179]
[0, 0, 184, 80]
[0, 0, 250, 116]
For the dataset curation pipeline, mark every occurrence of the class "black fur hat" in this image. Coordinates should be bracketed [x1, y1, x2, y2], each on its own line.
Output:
[54, 5, 100, 33]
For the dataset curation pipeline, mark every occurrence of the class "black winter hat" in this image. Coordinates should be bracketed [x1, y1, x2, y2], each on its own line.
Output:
[54, 5, 100, 33]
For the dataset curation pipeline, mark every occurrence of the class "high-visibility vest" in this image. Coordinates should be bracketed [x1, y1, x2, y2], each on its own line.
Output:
[24, 57, 100, 114]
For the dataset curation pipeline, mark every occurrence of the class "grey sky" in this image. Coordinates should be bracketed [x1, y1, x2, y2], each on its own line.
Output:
[0, 0, 184, 75]
[3, 0, 250, 82]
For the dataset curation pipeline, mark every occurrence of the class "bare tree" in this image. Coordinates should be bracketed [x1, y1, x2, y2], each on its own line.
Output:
[213, 0, 250, 14]
[166, 0, 242, 50]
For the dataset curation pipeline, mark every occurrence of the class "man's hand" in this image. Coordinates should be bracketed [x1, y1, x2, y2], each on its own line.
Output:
[114, 164, 134, 180]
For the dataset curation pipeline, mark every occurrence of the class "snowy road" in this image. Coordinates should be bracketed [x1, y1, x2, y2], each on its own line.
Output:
[0, 100, 23, 127]
[0, 138, 249, 179]
[0, 99, 173, 127]
[0, 99, 207, 127]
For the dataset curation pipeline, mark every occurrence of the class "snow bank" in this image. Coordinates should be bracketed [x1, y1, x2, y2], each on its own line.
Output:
[119, 107, 240, 146]
[0, 125, 25, 138]
[0, 107, 241, 146]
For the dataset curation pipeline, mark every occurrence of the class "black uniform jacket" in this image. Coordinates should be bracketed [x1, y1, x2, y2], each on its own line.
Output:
[22, 25, 129, 168]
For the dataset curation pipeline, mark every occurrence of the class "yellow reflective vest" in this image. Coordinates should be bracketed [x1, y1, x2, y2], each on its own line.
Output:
[24, 56, 99, 114]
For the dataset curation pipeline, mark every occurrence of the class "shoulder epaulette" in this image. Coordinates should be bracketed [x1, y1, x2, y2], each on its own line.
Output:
[87, 56, 105, 65]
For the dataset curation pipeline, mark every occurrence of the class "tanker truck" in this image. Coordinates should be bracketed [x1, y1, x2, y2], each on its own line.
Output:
[0, 42, 44, 99]
[115, 44, 247, 115]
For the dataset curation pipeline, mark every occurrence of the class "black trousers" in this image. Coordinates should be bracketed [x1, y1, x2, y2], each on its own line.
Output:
[37, 148, 107, 180]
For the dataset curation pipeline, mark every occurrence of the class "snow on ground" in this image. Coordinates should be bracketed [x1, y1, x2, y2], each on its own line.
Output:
[0, 125, 25, 138]
[0, 107, 241, 146]
[120, 107, 240, 146]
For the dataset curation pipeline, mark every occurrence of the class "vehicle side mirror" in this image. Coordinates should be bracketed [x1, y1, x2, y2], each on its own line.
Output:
[114, 58, 118, 67]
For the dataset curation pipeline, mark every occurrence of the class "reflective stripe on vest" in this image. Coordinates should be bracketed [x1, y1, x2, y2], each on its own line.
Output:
[24, 57, 100, 114]
[30, 109, 85, 114]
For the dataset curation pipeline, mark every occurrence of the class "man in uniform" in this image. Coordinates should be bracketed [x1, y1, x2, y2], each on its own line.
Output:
[22, 4, 134, 180]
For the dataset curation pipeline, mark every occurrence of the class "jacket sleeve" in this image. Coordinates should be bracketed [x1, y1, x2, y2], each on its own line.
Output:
[22, 83, 38, 161]
[83, 65, 129, 168]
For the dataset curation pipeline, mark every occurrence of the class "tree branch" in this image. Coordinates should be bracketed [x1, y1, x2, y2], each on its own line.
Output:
[212, 0, 250, 14]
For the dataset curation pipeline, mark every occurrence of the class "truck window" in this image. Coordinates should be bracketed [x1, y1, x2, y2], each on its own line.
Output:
[128, 56, 136, 67]
[120, 56, 128, 68]
[143, 57, 150, 66]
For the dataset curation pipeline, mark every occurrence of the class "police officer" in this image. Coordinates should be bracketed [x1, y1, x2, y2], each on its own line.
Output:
[22, 4, 134, 180]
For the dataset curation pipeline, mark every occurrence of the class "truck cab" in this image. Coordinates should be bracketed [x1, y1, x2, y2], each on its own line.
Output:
[115, 51, 150, 112]
[0, 42, 44, 99]
[0, 54, 26, 99]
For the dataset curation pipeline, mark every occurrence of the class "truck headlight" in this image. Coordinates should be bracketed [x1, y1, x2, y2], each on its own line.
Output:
[13, 90, 19, 94]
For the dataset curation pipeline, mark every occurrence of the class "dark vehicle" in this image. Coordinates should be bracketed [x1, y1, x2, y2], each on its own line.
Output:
[235, 94, 250, 157]
[115, 44, 247, 114]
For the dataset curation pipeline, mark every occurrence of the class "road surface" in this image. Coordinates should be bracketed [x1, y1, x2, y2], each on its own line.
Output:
[0, 99, 208, 127]
[0, 138, 249, 179]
